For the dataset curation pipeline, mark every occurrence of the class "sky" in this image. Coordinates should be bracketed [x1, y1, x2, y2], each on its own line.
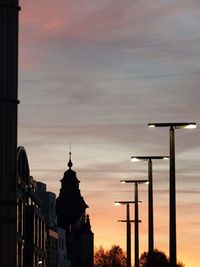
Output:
[18, 1, 200, 266]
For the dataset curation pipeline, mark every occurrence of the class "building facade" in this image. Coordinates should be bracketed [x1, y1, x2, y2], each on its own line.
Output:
[58, 227, 71, 267]
[36, 181, 73, 267]
[17, 146, 46, 267]
[36, 182, 58, 267]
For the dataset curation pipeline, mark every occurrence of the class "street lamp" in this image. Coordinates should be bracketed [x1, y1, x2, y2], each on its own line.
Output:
[120, 180, 148, 267]
[148, 122, 197, 267]
[114, 201, 136, 267]
[130, 156, 168, 267]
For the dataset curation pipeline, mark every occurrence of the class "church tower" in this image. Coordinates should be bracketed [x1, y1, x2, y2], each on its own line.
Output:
[56, 152, 88, 231]
[56, 153, 94, 267]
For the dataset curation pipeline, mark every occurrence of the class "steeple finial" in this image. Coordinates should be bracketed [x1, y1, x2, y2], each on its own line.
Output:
[68, 150, 73, 169]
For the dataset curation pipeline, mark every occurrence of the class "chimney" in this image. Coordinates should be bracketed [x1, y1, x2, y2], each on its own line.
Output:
[0, 0, 20, 266]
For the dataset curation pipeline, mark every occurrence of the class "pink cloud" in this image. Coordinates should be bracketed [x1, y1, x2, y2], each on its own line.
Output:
[20, 0, 200, 43]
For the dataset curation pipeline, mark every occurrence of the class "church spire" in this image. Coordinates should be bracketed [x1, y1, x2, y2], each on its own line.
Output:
[68, 151, 73, 169]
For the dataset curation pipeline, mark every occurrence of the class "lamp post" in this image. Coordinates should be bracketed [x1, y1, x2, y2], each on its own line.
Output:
[114, 201, 135, 267]
[148, 122, 197, 267]
[0, 1, 20, 266]
[120, 180, 148, 267]
[131, 156, 168, 267]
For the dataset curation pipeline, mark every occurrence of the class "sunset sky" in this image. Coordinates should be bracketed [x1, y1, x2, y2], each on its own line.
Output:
[18, 1, 200, 266]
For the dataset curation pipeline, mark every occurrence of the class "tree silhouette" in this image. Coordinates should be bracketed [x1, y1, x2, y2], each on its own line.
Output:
[94, 246, 109, 267]
[139, 249, 185, 267]
[94, 245, 126, 267]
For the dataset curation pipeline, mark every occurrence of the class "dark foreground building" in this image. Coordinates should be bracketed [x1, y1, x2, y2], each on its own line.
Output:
[17, 146, 72, 267]
[56, 153, 94, 267]
[17, 146, 46, 267]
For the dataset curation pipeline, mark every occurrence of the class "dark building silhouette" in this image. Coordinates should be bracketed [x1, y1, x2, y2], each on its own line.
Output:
[36, 182, 59, 267]
[17, 147, 46, 267]
[57, 227, 71, 267]
[36, 182, 71, 267]
[17, 146, 73, 267]
[56, 153, 94, 267]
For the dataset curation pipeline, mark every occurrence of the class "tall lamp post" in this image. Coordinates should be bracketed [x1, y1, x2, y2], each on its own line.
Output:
[0, 1, 20, 266]
[148, 122, 197, 267]
[130, 156, 168, 267]
[120, 180, 148, 267]
[114, 201, 136, 267]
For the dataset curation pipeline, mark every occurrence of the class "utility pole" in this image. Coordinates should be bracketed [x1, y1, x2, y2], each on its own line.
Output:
[0, 0, 20, 266]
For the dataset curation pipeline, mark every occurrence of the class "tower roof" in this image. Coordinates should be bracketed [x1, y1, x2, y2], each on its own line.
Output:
[60, 152, 80, 183]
